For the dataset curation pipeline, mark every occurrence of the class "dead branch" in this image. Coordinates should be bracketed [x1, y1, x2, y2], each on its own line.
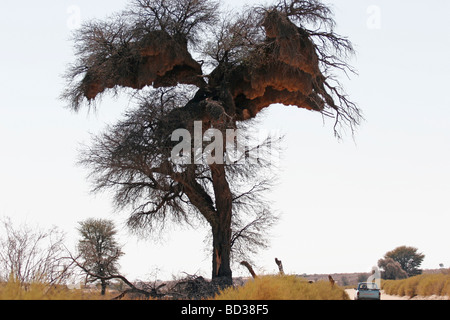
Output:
[275, 258, 284, 275]
[328, 275, 335, 287]
[169, 273, 224, 300]
[68, 252, 164, 300]
[240, 261, 257, 279]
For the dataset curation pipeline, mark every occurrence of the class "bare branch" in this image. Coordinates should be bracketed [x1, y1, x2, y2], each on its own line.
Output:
[0, 218, 74, 286]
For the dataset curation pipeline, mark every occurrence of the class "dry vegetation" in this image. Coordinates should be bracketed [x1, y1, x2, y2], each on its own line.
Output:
[0, 274, 349, 300]
[382, 271, 450, 299]
[5, 271, 450, 300]
[0, 275, 115, 300]
[214, 275, 349, 300]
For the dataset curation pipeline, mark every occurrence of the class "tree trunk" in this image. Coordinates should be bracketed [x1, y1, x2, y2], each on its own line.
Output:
[101, 279, 107, 295]
[210, 163, 233, 287]
[174, 163, 233, 287]
[211, 223, 233, 286]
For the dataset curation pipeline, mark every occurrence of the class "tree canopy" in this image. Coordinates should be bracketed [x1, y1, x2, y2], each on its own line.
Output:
[62, 0, 361, 136]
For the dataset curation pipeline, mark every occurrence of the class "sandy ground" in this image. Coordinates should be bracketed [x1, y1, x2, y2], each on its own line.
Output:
[345, 289, 449, 300]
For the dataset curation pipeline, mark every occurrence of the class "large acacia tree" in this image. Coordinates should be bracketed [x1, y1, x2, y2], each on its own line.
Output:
[62, 0, 361, 285]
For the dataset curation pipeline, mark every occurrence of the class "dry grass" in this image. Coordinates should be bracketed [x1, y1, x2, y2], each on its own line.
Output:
[214, 275, 350, 300]
[382, 273, 450, 298]
[0, 276, 114, 300]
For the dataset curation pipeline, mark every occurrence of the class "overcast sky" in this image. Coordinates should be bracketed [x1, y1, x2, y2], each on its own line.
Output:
[0, 0, 449, 281]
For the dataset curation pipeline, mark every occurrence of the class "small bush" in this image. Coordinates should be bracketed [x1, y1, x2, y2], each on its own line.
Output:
[405, 276, 421, 297]
[416, 274, 444, 296]
[214, 275, 349, 300]
[382, 279, 401, 296]
[442, 278, 450, 296]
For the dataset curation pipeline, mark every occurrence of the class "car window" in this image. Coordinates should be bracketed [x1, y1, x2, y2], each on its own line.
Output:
[359, 283, 378, 290]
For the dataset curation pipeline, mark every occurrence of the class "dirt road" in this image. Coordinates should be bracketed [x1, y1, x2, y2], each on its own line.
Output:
[345, 289, 449, 300]
[345, 289, 408, 300]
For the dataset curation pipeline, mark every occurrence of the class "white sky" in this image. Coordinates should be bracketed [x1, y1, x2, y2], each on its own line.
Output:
[0, 0, 449, 281]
